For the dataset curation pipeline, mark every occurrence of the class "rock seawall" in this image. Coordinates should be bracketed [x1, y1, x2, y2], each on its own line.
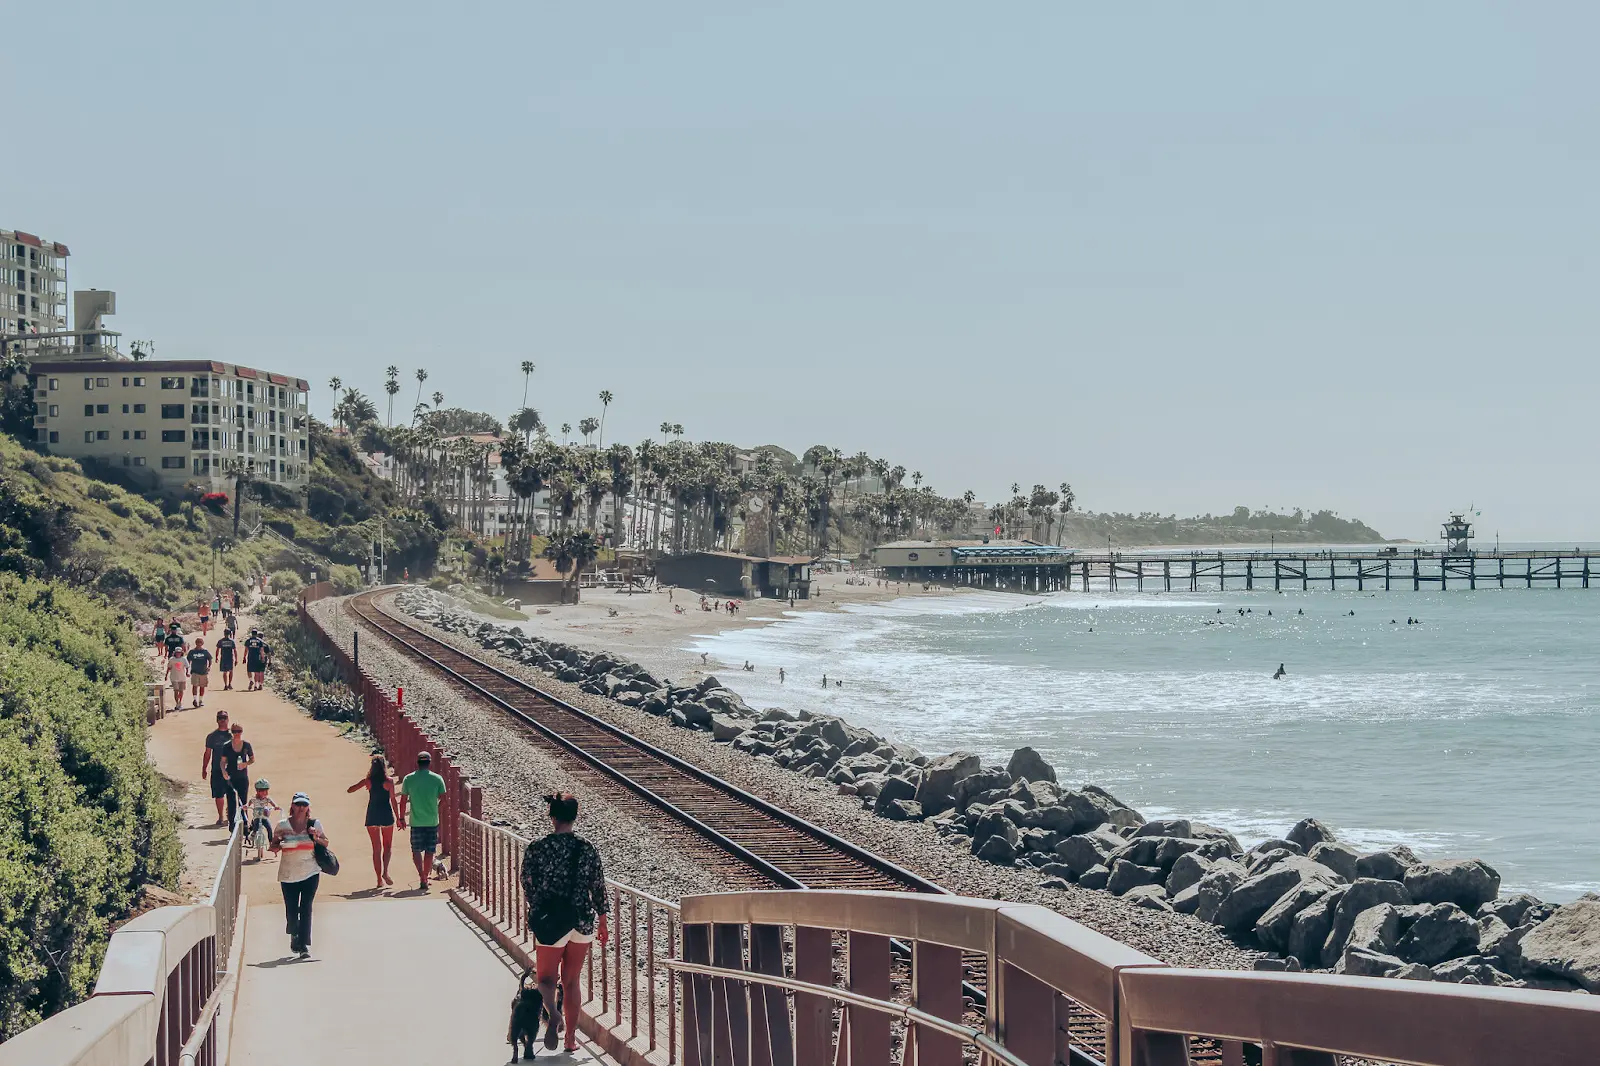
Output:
[398, 587, 1598, 992]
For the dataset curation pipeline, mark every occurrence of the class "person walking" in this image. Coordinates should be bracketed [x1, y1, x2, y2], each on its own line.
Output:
[165, 647, 189, 713]
[197, 597, 211, 635]
[270, 793, 328, 959]
[153, 617, 167, 649]
[163, 620, 187, 659]
[201, 710, 234, 825]
[186, 636, 213, 708]
[220, 722, 255, 827]
[243, 627, 271, 691]
[398, 751, 447, 890]
[520, 793, 609, 1054]
[215, 628, 238, 690]
[347, 755, 398, 888]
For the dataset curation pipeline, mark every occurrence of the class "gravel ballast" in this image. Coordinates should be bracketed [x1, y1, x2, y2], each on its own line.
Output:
[312, 593, 1264, 970]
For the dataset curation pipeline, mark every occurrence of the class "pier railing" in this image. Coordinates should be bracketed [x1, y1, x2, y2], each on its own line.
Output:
[0, 822, 245, 1066]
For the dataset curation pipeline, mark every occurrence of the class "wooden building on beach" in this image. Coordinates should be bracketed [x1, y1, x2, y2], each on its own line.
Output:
[655, 550, 815, 599]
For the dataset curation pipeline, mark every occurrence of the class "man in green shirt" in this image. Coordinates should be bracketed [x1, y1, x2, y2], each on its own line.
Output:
[399, 751, 448, 890]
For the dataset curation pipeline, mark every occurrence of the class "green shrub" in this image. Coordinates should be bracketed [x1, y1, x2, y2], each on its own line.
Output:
[329, 564, 362, 594]
[84, 483, 115, 503]
[267, 569, 304, 597]
[163, 515, 187, 531]
[0, 575, 181, 1040]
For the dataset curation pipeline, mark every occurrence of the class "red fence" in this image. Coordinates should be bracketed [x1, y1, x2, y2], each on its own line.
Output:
[298, 584, 482, 869]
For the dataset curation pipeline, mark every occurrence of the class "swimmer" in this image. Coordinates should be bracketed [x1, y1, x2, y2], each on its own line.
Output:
[1273, 663, 1287, 679]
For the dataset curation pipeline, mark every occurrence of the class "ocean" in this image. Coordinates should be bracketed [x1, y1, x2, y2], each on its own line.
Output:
[692, 564, 1600, 902]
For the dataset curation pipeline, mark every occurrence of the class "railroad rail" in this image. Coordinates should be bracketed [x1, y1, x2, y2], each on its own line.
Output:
[344, 588, 941, 895]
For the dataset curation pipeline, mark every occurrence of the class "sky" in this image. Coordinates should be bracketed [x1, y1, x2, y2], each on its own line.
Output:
[5, 4, 1596, 540]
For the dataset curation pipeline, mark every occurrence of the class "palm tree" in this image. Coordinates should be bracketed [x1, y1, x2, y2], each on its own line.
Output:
[520, 360, 536, 409]
[543, 530, 600, 593]
[431, 391, 444, 410]
[511, 407, 542, 442]
[659, 421, 673, 439]
[561, 422, 572, 444]
[384, 365, 400, 426]
[579, 416, 600, 447]
[597, 390, 613, 448]
[226, 458, 253, 536]
[413, 368, 428, 422]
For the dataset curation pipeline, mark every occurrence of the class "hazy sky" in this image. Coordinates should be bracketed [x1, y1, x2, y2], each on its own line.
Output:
[6, 5, 1595, 540]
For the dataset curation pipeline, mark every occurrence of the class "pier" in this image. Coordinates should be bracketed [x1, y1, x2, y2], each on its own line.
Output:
[878, 548, 1599, 594]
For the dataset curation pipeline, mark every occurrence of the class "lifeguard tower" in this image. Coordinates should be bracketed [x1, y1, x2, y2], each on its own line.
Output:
[1443, 513, 1475, 556]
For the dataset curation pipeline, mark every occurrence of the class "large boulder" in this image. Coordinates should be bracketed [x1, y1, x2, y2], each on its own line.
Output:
[1053, 790, 1125, 835]
[1213, 858, 1334, 932]
[971, 810, 1020, 849]
[973, 835, 1018, 865]
[1405, 859, 1501, 911]
[1107, 860, 1163, 896]
[1054, 830, 1127, 878]
[1006, 746, 1058, 784]
[914, 752, 982, 814]
[1131, 818, 1192, 840]
[1355, 845, 1418, 882]
[1286, 818, 1340, 852]
[1255, 879, 1340, 952]
[1189, 822, 1244, 855]
[1165, 852, 1215, 896]
[1395, 903, 1480, 966]
[1078, 864, 1111, 890]
[1431, 955, 1519, 986]
[872, 776, 919, 815]
[880, 799, 924, 822]
[1320, 879, 1413, 968]
[1193, 859, 1249, 923]
[1307, 841, 1360, 882]
[1124, 885, 1174, 911]
[1515, 895, 1600, 992]
[1288, 886, 1347, 966]
[953, 767, 1014, 809]
[1479, 893, 1554, 929]
[1344, 903, 1401, 956]
[1107, 836, 1200, 871]
[710, 714, 746, 742]
[1339, 947, 1407, 978]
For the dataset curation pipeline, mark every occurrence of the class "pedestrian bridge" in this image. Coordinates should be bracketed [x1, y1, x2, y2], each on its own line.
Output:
[5, 816, 1600, 1066]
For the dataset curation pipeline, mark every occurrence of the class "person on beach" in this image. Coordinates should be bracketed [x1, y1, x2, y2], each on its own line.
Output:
[165, 647, 189, 711]
[198, 598, 211, 635]
[520, 793, 609, 1054]
[186, 636, 212, 708]
[398, 751, 448, 890]
[221, 722, 255, 826]
[202, 710, 234, 825]
[154, 617, 167, 648]
[244, 627, 271, 691]
[1273, 663, 1287, 679]
[271, 793, 328, 959]
[164, 621, 187, 658]
[215, 628, 237, 690]
[778, 667, 785, 684]
[348, 755, 398, 888]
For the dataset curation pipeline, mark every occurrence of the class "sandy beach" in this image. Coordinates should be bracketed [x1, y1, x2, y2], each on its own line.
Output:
[507, 571, 975, 686]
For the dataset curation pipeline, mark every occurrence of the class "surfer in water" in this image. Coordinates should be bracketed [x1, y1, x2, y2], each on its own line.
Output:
[1273, 663, 1287, 680]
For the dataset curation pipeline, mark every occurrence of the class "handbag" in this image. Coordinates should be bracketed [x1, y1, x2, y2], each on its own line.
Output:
[310, 820, 340, 876]
[531, 898, 578, 946]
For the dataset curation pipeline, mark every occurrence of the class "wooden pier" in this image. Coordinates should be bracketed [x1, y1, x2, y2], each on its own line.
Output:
[880, 548, 1599, 594]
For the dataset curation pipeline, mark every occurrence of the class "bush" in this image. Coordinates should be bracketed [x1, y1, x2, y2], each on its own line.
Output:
[267, 569, 304, 597]
[328, 564, 362, 594]
[0, 575, 181, 1039]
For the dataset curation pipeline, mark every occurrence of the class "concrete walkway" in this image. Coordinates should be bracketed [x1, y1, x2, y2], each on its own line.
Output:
[146, 606, 610, 1064]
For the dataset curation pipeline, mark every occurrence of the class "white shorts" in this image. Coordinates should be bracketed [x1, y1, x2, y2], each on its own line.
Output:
[535, 929, 594, 949]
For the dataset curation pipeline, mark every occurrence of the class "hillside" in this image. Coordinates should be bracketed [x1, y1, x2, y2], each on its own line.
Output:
[1057, 507, 1386, 548]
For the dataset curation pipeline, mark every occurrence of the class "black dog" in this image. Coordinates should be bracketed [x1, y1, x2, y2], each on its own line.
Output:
[507, 971, 543, 1062]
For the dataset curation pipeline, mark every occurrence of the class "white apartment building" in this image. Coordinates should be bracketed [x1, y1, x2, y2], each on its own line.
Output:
[1, 230, 69, 338]
[28, 359, 310, 495]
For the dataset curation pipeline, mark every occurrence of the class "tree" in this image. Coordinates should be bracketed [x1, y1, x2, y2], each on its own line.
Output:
[578, 416, 599, 447]
[431, 390, 443, 410]
[597, 390, 613, 449]
[226, 458, 254, 535]
[542, 530, 599, 590]
[384, 365, 400, 426]
[511, 407, 542, 442]
[412, 368, 428, 422]
[520, 360, 536, 410]
[561, 422, 572, 443]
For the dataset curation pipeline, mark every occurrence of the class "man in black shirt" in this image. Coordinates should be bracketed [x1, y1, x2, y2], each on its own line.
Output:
[201, 710, 234, 826]
[163, 622, 186, 658]
[215, 630, 238, 690]
[244, 628, 271, 691]
[185, 637, 213, 709]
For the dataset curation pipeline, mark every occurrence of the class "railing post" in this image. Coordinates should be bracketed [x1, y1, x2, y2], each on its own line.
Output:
[791, 927, 832, 1066]
[748, 923, 790, 1066]
[846, 931, 891, 1066]
[681, 922, 712, 1066]
[912, 941, 963, 1066]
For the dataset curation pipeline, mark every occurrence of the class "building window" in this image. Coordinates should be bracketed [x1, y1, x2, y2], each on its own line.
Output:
[132, 377, 145, 387]
[48, 431, 58, 443]
[161, 429, 186, 443]
[48, 405, 58, 417]
[134, 430, 146, 440]
[47, 378, 58, 390]
[133, 403, 146, 414]
[159, 376, 185, 390]
[160, 404, 185, 419]
[133, 456, 146, 467]
[96, 404, 109, 414]
[95, 377, 109, 387]
[122, 404, 130, 414]
[96, 430, 109, 441]
[84, 404, 95, 416]
[84, 378, 94, 390]
[123, 430, 130, 440]
[160, 456, 185, 469]
[84, 431, 94, 443]
[190, 379, 209, 398]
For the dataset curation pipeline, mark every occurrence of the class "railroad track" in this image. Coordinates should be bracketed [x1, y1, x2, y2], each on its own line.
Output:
[345, 589, 941, 895]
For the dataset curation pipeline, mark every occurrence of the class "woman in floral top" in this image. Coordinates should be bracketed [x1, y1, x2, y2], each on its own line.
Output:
[521, 793, 608, 1054]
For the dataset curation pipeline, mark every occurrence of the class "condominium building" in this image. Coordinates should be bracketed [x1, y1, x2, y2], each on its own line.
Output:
[27, 359, 311, 495]
[1, 230, 69, 338]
